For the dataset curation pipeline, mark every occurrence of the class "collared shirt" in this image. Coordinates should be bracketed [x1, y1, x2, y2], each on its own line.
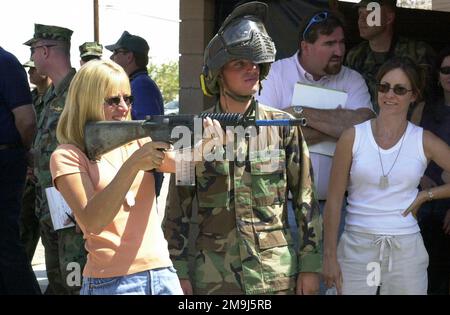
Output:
[257, 52, 372, 200]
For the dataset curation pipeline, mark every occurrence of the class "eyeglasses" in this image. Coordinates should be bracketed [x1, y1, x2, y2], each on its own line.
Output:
[104, 95, 134, 106]
[302, 11, 329, 41]
[440, 66, 450, 75]
[377, 83, 412, 96]
[30, 45, 56, 54]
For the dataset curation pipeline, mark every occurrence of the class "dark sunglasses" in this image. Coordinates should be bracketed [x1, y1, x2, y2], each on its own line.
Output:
[30, 44, 57, 54]
[104, 95, 134, 106]
[440, 66, 450, 75]
[112, 49, 130, 56]
[377, 83, 412, 96]
[302, 11, 329, 41]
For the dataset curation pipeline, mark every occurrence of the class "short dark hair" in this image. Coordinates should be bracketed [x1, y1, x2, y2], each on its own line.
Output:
[376, 57, 425, 102]
[133, 52, 149, 69]
[300, 11, 345, 44]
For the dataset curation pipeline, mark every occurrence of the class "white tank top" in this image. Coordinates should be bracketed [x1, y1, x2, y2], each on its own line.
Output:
[345, 120, 427, 235]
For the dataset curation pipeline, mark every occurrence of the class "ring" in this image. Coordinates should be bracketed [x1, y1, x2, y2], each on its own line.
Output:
[211, 133, 217, 139]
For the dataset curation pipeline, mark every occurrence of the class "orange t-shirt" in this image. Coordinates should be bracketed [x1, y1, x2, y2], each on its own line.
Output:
[50, 141, 172, 278]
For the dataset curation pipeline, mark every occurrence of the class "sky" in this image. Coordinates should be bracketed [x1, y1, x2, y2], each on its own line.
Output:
[0, 0, 179, 68]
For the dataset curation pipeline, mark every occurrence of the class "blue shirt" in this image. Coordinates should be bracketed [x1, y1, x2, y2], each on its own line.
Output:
[0, 47, 32, 144]
[129, 69, 164, 120]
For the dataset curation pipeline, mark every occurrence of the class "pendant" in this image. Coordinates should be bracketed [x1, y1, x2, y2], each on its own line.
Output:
[379, 175, 389, 189]
[125, 191, 135, 207]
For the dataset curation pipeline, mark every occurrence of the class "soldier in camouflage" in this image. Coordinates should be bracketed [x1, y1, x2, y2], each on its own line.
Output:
[345, 0, 435, 113]
[20, 60, 52, 262]
[25, 24, 86, 294]
[79, 41, 103, 66]
[164, 2, 322, 295]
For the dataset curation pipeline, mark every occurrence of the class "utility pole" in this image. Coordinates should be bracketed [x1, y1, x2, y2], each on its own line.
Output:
[94, 0, 99, 42]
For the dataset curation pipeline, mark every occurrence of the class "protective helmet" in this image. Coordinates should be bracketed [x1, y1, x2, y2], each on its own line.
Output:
[200, 1, 276, 97]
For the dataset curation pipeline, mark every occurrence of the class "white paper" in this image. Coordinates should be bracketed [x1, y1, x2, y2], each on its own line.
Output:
[45, 187, 75, 230]
[292, 83, 348, 156]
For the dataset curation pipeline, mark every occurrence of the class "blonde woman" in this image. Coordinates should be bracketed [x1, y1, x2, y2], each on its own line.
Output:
[49, 60, 182, 295]
[322, 57, 450, 295]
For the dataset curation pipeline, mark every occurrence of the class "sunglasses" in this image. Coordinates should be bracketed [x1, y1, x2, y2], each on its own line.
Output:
[104, 95, 134, 106]
[377, 83, 412, 96]
[112, 49, 130, 56]
[30, 44, 57, 54]
[440, 66, 450, 75]
[302, 11, 329, 41]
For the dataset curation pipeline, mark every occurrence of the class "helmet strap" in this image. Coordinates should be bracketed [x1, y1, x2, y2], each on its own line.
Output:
[219, 75, 253, 104]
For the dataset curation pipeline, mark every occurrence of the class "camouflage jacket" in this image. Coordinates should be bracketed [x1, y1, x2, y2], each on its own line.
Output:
[345, 36, 435, 113]
[34, 68, 76, 189]
[31, 86, 50, 122]
[164, 99, 322, 294]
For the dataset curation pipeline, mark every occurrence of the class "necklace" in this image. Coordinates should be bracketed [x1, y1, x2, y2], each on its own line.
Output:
[375, 121, 408, 189]
[102, 145, 136, 207]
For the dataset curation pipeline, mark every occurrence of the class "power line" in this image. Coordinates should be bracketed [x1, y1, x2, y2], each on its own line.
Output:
[103, 5, 180, 23]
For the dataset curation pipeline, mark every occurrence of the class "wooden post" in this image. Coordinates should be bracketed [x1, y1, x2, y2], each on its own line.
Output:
[94, 0, 99, 42]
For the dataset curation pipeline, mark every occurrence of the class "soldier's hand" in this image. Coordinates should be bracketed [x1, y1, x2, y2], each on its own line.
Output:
[179, 279, 193, 295]
[296, 272, 320, 295]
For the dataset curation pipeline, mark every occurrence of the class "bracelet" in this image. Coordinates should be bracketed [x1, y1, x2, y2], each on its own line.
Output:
[427, 189, 434, 201]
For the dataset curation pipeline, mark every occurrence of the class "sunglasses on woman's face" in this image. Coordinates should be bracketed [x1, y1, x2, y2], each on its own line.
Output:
[377, 83, 412, 96]
[104, 95, 134, 106]
[440, 66, 450, 75]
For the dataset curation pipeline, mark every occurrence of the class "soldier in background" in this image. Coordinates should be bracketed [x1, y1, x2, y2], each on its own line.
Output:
[79, 41, 103, 66]
[164, 2, 322, 295]
[345, 0, 435, 113]
[25, 23, 86, 295]
[20, 60, 52, 262]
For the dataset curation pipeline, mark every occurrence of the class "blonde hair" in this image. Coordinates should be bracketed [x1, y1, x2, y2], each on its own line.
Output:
[56, 59, 131, 152]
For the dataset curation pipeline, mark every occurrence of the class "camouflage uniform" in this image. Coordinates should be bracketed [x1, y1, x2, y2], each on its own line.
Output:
[25, 24, 87, 294]
[164, 100, 322, 295]
[19, 74, 50, 262]
[345, 36, 435, 113]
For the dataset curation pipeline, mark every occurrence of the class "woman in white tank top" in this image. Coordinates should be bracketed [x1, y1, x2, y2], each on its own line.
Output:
[322, 57, 450, 295]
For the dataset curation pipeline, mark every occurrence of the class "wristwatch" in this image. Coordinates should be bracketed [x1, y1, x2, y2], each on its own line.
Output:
[293, 105, 304, 116]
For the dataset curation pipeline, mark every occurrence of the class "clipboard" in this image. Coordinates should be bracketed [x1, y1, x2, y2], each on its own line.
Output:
[292, 83, 348, 156]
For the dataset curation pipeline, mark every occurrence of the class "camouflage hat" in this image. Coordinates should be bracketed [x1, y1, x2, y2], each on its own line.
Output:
[79, 41, 103, 58]
[105, 31, 149, 55]
[24, 23, 73, 46]
[23, 60, 35, 68]
[356, 0, 397, 8]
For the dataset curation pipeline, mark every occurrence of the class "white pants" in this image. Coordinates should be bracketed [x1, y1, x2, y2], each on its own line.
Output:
[337, 230, 429, 295]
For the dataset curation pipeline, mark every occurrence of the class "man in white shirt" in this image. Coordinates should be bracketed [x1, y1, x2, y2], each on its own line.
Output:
[257, 11, 374, 203]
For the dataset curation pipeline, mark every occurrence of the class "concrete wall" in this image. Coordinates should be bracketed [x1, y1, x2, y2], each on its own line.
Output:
[433, 0, 450, 12]
[179, 0, 216, 114]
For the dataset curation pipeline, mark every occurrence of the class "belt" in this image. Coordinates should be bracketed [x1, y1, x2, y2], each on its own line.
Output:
[0, 143, 21, 150]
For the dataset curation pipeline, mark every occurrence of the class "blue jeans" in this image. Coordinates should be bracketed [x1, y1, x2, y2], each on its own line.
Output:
[80, 267, 183, 295]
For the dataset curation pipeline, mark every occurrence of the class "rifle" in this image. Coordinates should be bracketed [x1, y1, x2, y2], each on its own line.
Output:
[84, 112, 306, 160]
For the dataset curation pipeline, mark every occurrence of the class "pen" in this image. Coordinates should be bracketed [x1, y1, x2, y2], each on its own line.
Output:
[65, 212, 77, 225]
